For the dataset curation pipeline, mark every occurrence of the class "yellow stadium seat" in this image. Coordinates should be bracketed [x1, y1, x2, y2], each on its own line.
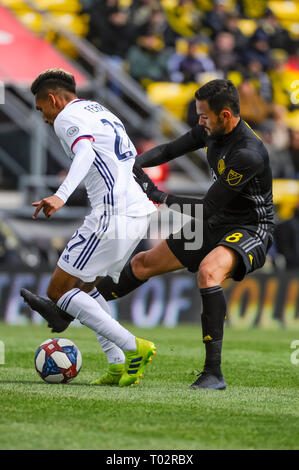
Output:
[237, 19, 258, 36]
[270, 66, 299, 108]
[17, 11, 43, 33]
[273, 179, 299, 219]
[118, 0, 133, 8]
[147, 82, 199, 120]
[2, 0, 81, 12]
[285, 111, 299, 132]
[241, 0, 268, 18]
[1, 0, 28, 8]
[195, 0, 213, 10]
[161, 0, 201, 37]
[268, 1, 299, 21]
[280, 20, 299, 39]
[54, 13, 89, 36]
[31, 0, 81, 13]
[227, 71, 243, 87]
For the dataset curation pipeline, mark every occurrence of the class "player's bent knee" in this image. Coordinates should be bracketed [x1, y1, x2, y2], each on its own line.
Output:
[197, 263, 222, 289]
[131, 251, 151, 280]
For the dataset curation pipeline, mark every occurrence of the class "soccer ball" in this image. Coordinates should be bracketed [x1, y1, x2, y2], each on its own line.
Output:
[35, 338, 82, 384]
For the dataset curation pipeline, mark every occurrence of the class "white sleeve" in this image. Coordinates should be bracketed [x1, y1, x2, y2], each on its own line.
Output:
[54, 112, 95, 154]
[54, 139, 95, 203]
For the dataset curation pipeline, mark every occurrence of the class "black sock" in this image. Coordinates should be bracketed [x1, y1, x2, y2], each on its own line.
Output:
[200, 286, 227, 375]
[96, 262, 147, 300]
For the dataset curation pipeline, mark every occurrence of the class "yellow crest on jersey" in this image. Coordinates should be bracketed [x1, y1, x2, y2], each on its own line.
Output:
[218, 158, 226, 175]
[226, 169, 243, 186]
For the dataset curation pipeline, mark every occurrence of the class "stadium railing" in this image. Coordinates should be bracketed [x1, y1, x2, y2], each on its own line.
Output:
[6, 0, 210, 192]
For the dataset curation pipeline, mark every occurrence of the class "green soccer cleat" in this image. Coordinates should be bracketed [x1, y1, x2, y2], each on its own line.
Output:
[90, 363, 125, 386]
[119, 337, 156, 387]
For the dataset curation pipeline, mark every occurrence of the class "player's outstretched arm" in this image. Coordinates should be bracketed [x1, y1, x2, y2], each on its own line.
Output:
[135, 125, 207, 169]
[133, 165, 240, 221]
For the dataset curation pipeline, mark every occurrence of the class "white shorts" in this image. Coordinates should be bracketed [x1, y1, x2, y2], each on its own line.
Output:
[57, 212, 151, 283]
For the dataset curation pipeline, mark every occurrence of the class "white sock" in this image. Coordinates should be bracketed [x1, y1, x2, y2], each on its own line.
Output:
[57, 288, 136, 351]
[88, 287, 125, 364]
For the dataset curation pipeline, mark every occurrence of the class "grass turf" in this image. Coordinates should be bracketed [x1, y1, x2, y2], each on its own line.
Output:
[0, 323, 298, 450]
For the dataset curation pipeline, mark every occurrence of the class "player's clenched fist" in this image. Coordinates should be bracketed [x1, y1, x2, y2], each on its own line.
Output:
[32, 195, 65, 219]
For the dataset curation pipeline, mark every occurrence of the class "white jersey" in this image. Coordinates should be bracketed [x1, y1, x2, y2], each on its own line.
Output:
[54, 99, 156, 217]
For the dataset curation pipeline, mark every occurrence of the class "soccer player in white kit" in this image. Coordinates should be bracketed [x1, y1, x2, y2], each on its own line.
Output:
[27, 68, 157, 387]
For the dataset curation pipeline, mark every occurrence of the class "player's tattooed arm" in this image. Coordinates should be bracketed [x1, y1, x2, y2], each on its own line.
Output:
[134, 125, 207, 169]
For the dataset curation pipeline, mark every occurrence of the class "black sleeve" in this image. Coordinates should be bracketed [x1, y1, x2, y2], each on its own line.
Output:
[135, 125, 207, 168]
[164, 148, 265, 220]
[217, 148, 264, 191]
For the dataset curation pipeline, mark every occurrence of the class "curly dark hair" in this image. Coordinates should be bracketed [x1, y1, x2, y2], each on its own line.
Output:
[31, 68, 76, 97]
[195, 79, 240, 116]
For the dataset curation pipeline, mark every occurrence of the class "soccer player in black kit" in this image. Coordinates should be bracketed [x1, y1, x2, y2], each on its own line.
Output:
[22, 79, 274, 390]
[95, 79, 275, 390]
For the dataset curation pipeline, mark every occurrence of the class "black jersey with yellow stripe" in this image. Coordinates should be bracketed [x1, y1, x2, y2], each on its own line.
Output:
[204, 119, 274, 235]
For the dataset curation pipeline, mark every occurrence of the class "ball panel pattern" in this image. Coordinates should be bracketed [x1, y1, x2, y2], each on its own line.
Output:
[34, 338, 82, 384]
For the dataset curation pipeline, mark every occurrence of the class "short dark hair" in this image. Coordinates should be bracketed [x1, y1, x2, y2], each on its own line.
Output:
[195, 79, 240, 116]
[31, 68, 76, 97]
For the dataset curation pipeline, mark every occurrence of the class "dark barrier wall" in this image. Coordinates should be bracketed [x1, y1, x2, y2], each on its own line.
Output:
[0, 265, 299, 328]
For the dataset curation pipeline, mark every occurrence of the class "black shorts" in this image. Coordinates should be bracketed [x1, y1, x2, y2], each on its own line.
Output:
[166, 220, 273, 282]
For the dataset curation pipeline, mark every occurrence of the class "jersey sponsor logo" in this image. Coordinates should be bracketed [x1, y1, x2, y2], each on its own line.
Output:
[226, 169, 243, 186]
[218, 158, 226, 175]
[67, 126, 79, 137]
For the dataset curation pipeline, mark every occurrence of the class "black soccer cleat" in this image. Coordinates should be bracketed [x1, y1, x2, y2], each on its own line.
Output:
[20, 288, 73, 333]
[189, 370, 226, 390]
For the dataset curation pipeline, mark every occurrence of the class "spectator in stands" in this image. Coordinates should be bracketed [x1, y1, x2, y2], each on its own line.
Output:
[222, 11, 248, 54]
[288, 127, 299, 179]
[129, 1, 165, 37]
[86, 0, 137, 58]
[168, 37, 215, 83]
[257, 119, 294, 179]
[126, 33, 171, 84]
[271, 104, 291, 155]
[241, 28, 271, 71]
[202, 0, 228, 39]
[209, 31, 238, 75]
[287, 46, 299, 73]
[245, 59, 273, 103]
[129, 0, 160, 27]
[238, 79, 270, 127]
[259, 8, 295, 55]
[162, 0, 202, 38]
[269, 49, 293, 109]
[274, 197, 299, 269]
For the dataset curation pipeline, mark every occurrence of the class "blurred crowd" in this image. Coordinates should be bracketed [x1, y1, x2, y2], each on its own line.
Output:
[83, 0, 299, 182]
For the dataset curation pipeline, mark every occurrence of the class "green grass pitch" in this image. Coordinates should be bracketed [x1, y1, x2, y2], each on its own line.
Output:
[0, 322, 298, 450]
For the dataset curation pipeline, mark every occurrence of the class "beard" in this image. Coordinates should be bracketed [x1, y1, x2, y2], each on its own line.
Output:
[209, 117, 226, 140]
